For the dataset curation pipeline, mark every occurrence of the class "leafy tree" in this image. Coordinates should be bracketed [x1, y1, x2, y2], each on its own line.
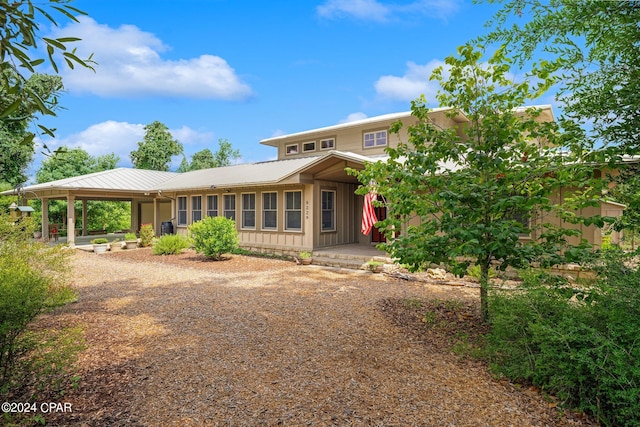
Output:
[353, 45, 605, 320]
[0, 72, 63, 186]
[35, 148, 128, 231]
[0, 0, 95, 148]
[177, 139, 242, 172]
[130, 121, 183, 171]
[479, 0, 640, 155]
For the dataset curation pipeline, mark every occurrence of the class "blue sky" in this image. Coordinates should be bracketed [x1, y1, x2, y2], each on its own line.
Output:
[30, 0, 521, 178]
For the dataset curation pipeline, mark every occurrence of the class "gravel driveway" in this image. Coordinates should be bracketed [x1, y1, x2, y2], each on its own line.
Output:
[40, 249, 591, 426]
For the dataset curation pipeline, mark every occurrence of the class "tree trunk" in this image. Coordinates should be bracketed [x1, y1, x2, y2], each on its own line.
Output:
[480, 263, 490, 322]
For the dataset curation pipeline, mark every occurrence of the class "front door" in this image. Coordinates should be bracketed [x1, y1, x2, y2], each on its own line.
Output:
[372, 203, 387, 243]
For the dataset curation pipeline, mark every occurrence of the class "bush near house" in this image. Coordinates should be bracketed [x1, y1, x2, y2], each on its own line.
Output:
[485, 247, 640, 427]
[152, 234, 191, 255]
[139, 223, 155, 247]
[188, 216, 239, 260]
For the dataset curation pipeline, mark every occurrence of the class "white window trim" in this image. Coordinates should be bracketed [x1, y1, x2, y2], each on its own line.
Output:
[320, 138, 335, 151]
[285, 143, 299, 155]
[223, 194, 236, 221]
[302, 141, 316, 152]
[320, 189, 336, 232]
[363, 129, 387, 149]
[284, 190, 303, 232]
[177, 196, 188, 226]
[191, 195, 202, 223]
[261, 191, 278, 231]
[241, 193, 256, 230]
[206, 194, 218, 217]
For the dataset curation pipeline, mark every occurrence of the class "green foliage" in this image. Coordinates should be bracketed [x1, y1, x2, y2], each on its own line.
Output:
[124, 232, 137, 241]
[467, 265, 496, 281]
[130, 121, 183, 171]
[299, 251, 312, 259]
[152, 234, 191, 255]
[0, 0, 95, 148]
[0, 212, 75, 392]
[352, 44, 604, 320]
[139, 223, 155, 247]
[178, 139, 242, 172]
[485, 250, 640, 426]
[480, 0, 640, 155]
[188, 216, 239, 260]
[90, 238, 108, 244]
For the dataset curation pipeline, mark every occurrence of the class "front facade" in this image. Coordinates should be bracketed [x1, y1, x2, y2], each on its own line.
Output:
[3, 107, 623, 253]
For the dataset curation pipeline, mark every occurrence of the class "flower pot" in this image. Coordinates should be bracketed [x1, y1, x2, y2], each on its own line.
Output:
[110, 242, 123, 251]
[93, 243, 109, 254]
[300, 258, 312, 265]
[125, 240, 138, 250]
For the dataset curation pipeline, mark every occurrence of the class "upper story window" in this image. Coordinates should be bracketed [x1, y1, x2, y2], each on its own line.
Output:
[302, 141, 316, 152]
[363, 130, 387, 148]
[192, 196, 202, 223]
[320, 138, 335, 150]
[177, 196, 187, 226]
[206, 195, 218, 217]
[285, 144, 299, 155]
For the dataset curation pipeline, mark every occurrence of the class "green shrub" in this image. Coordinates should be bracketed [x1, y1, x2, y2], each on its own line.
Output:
[124, 232, 137, 241]
[152, 234, 191, 255]
[90, 237, 108, 244]
[0, 213, 75, 395]
[188, 216, 239, 260]
[485, 254, 640, 426]
[139, 223, 155, 247]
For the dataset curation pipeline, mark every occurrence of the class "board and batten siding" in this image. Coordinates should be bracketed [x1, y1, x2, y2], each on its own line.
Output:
[313, 180, 358, 248]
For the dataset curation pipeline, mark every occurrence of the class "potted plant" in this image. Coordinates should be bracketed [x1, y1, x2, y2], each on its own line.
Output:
[366, 260, 385, 273]
[91, 237, 109, 254]
[298, 251, 313, 265]
[110, 239, 122, 251]
[124, 232, 138, 250]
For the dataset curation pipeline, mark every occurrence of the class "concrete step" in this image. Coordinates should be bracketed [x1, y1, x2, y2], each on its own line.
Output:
[311, 255, 370, 270]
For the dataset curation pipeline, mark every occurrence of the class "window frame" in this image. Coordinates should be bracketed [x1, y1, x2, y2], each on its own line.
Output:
[223, 194, 236, 221]
[302, 141, 316, 152]
[262, 192, 278, 231]
[241, 193, 256, 229]
[191, 195, 202, 223]
[285, 143, 299, 155]
[321, 189, 336, 232]
[206, 194, 218, 217]
[320, 138, 335, 150]
[177, 196, 188, 226]
[363, 129, 388, 149]
[284, 190, 302, 232]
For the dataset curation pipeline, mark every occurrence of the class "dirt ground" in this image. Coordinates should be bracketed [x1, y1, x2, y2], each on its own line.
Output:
[35, 248, 595, 426]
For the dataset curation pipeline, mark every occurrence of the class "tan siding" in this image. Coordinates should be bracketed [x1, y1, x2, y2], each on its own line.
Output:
[313, 180, 358, 248]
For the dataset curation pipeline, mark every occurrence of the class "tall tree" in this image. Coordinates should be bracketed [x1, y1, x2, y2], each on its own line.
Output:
[0, 72, 63, 186]
[177, 139, 242, 172]
[0, 0, 95, 148]
[353, 45, 605, 320]
[130, 121, 183, 171]
[479, 0, 640, 156]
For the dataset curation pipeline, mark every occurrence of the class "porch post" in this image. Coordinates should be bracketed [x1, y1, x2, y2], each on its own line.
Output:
[41, 198, 49, 240]
[153, 197, 158, 236]
[67, 194, 76, 247]
[82, 200, 88, 236]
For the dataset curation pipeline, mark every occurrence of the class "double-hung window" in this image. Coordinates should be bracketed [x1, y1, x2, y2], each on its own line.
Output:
[206, 195, 218, 217]
[262, 192, 277, 230]
[284, 191, 302, 231]
[177, 196, 187, 226]
[191, 196, 202, 223]
[363, 130, 387, 148]
[223, 194, 236, 220]
[242, 193, 256, 229]
[321, 190, 336, 231]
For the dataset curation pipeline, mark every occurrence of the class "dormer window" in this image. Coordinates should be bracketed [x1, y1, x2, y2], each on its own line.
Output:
[303, 141, 316, 152]
[286, 143, 299, 155]
[363, 130, 387, 148]
[320, 138, 335, 150]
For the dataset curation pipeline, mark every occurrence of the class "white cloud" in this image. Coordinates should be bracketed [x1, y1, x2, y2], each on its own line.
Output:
[339, 112, 368, 123]
[317, 0, 461, 22]
[374, 59, 447, 102]
[50, 17, 253, 100]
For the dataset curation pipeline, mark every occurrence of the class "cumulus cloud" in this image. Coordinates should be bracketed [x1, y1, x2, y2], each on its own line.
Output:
[49, 17, 253, 100]
[339, 112, 368, 123]
[374, 59, 448, 102]
[317, 0, 461, 22]
[50, 121, 213, 167]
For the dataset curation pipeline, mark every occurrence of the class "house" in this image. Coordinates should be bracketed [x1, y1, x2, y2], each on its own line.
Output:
[2, 106, 624, 253]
